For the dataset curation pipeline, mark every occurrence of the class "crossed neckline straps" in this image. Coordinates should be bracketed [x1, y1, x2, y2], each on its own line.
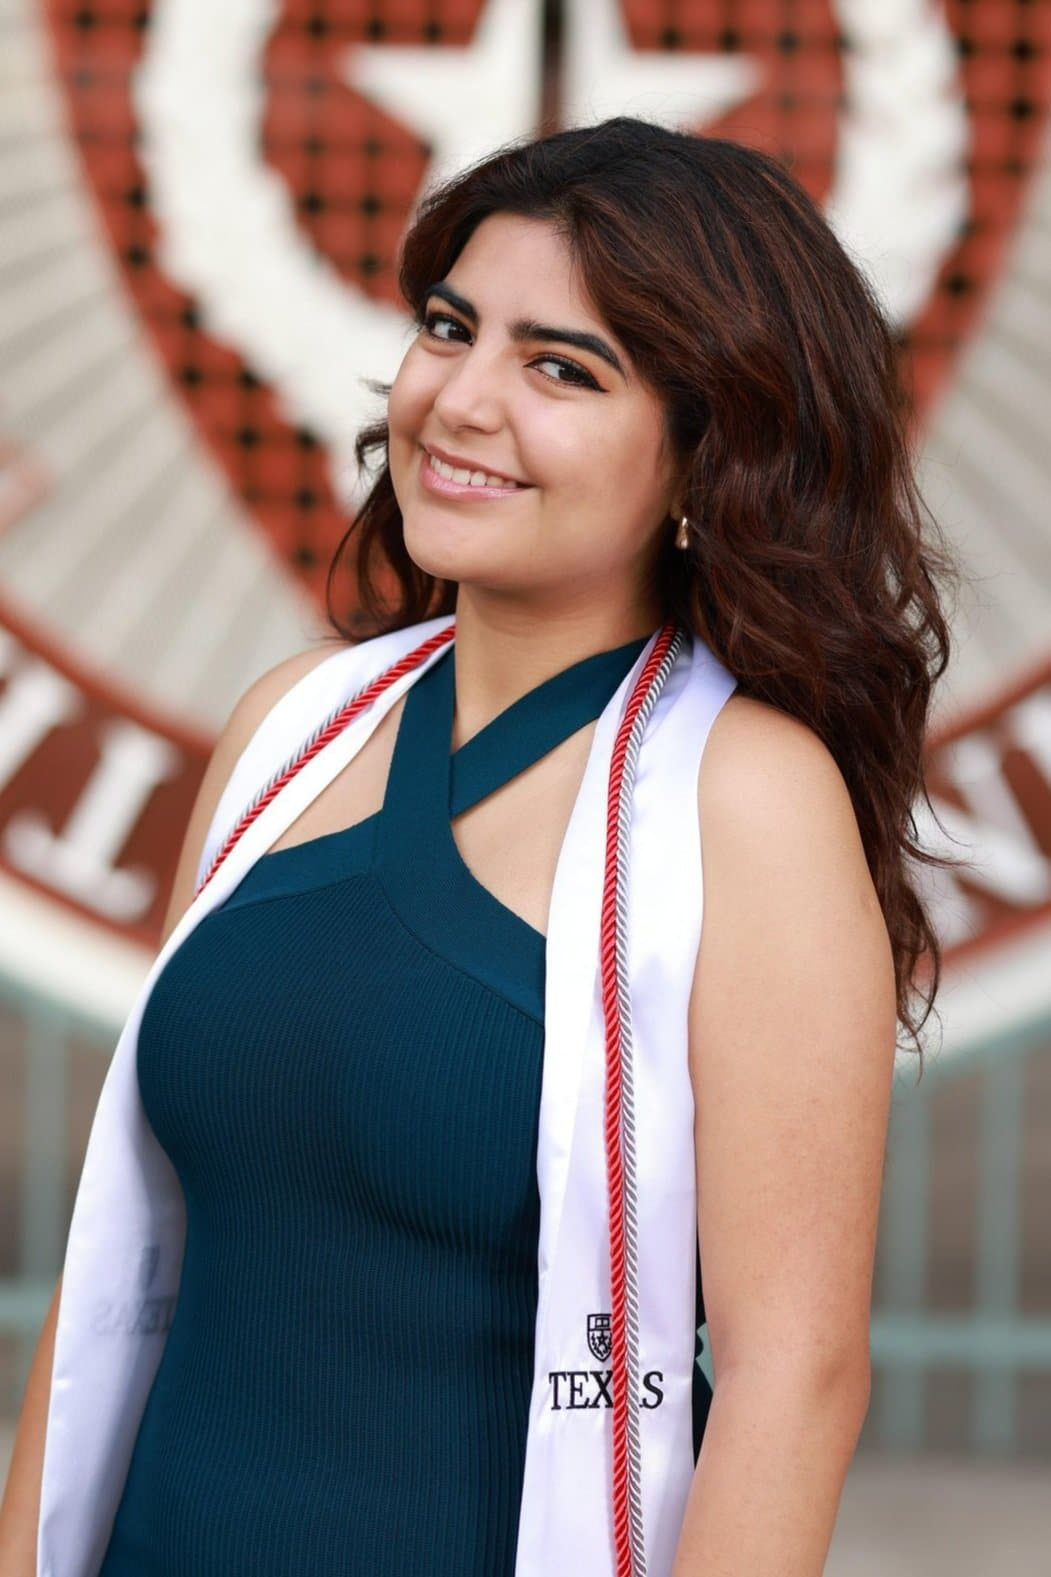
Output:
[227, 630, 655, 1023]
[375, 632, 653, 935]
[438, 634, 652, 821]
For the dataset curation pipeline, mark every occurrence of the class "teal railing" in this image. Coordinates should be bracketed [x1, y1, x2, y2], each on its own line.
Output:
[0, 969, 115, 1407]
[871, 1007, 1051, 1455]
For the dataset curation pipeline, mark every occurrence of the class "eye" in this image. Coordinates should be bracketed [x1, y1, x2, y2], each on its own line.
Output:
[419, 309, 601, 390]
[529, 355, 600, 390]
[420, 309, 468, 344]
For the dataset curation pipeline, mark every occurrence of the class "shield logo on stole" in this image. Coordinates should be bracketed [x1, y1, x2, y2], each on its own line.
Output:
[587, 1311, 612, 1364]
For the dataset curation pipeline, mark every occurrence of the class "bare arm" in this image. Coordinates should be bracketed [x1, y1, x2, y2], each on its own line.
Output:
[0, 643, 336, 1575]
[0, 1278, 63, 1576]
[672, 696, 898, 1576]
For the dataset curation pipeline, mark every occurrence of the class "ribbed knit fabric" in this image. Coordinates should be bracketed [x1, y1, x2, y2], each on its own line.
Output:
[97, 633, 667, 1576]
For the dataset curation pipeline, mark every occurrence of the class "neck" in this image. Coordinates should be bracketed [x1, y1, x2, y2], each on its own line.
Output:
[446, 588, 665, 749]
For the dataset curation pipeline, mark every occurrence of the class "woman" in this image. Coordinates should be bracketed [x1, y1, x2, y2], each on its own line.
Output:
[2, 116, 959, 1576]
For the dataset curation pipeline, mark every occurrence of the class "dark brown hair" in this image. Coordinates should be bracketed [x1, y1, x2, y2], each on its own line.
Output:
[324, 116, 965, 1070]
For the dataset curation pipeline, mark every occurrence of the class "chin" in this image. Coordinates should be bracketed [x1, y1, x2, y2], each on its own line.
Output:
[407, 517, 526, 588]
[401, 513, 477, 573]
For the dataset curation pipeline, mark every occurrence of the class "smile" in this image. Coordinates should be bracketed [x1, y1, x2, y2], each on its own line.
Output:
[419, 448, 532, 500]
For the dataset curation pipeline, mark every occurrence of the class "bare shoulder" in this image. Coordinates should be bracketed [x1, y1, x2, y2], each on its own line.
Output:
[698, 691, 862, 855]
[690, 685, 895, 1055]
[207, 642, 347, 813]
[696, 689, 886, 918]
[228, 642, 345, 734]
[159, 642, 348, 943]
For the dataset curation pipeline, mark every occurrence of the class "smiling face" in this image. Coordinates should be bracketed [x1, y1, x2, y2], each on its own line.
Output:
[387, 212, 685, 613]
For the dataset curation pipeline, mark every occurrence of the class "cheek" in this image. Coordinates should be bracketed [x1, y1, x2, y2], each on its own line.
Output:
[387, 351, 437, 441]
[565, 433, 670, 557]
[516, 410, 620, 497]
[603, 413, 669, 508]
[558, 436, 648, 514]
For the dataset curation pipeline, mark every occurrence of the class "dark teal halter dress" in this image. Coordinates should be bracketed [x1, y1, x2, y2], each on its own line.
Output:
[98, 633, 710, 1576]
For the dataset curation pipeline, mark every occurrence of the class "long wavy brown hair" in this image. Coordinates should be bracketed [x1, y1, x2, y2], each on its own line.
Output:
[324, 116, 965, 1070]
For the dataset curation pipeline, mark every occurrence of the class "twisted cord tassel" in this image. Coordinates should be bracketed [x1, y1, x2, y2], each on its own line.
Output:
[600, 620, 688, 1577]
[194, 622, 456, 897]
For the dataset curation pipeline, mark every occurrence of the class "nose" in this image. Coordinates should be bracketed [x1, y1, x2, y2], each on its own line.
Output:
[430, 340, 505, 432]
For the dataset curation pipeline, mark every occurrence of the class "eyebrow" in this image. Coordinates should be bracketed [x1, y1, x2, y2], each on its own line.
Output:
[422, 281, 626, 379]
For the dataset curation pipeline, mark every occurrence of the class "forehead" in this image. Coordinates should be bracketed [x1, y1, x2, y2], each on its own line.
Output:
[445, 213, 602, 320]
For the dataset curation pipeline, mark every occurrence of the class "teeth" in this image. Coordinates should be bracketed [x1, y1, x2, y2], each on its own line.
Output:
[429, 452, 520, 488]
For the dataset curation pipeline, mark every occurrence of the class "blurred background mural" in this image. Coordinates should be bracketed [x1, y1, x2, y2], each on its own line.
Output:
[2, 0, 1051, 1569]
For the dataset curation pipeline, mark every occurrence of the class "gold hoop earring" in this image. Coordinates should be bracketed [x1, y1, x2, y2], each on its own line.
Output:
[675, 514, 690, 551]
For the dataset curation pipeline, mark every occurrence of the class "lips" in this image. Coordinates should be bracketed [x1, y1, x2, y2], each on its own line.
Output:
[419, 449, 529, 498]
[423, 443, 527, 487]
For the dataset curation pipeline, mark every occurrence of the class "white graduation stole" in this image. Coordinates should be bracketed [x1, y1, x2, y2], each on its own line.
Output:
[36, 612, 737, 1577]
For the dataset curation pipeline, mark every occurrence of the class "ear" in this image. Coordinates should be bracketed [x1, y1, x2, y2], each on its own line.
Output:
[666, 458, 692, 525]
[660, 427, 693, 523]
